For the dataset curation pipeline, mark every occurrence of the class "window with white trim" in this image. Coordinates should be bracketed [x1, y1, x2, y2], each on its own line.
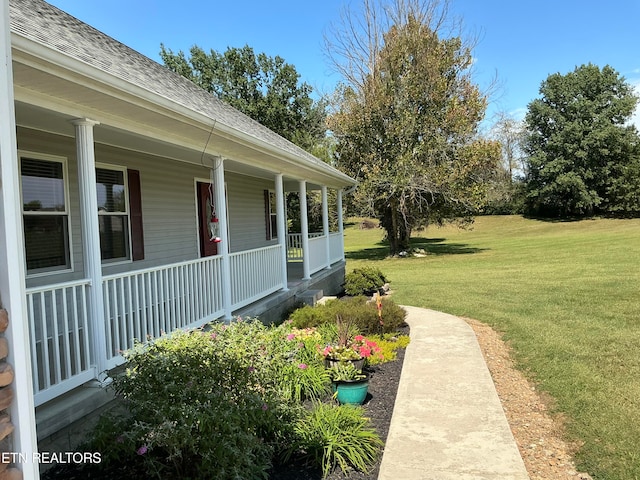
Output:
[265, 190, 278, 240]
[21, 155, 71, 273]
[96, 166, 130, 262]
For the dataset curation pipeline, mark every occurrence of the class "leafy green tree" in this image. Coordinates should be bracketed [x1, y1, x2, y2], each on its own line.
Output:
[524, 64, 640, 217]
[327, 0, 499, 254]
[160, 44, 327, 152]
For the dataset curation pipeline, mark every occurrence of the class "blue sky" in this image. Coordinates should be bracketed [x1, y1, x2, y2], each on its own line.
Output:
[47, 0, 640, 128]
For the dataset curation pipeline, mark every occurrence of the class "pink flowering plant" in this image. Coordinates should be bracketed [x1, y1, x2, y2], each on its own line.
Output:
[320, 335, 382, 363]
[318, 315, 382, 364]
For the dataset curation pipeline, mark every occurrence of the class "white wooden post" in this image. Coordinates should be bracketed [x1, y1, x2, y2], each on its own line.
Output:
[213, 158, 232, 319]
[322, 186, 331, 269]
[72, 118, 108, 382]
[0, 4, 39, 476]
[275, 174, 288, 290]
[337, 189, 345, 261]
[299, 180, 310, 280]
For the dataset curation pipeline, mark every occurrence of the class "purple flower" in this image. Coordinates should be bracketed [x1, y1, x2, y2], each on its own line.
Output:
[248, 366, 256, 373]
[298, 363, 308, 370]
[137, 445, 148, 456]
[261, 403, 268, 411]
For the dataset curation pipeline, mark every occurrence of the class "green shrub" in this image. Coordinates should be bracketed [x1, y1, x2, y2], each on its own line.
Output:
[96, 318, 333, 479]
[288, 303, 330, 329]
[289, 296, 406, 335]
[290, 403, 383, 478]
[107, 327, 292, 479]
[344, 267, 388, 296]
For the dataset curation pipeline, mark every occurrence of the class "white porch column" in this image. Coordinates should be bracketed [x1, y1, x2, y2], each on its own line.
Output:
[213, 158, 232, 319]
[275, 174, 289, 291]
[299, 180, 311, 280]
[322, 186, 331, 269]
[337, 189, 345, 261]
[0, 4, 39, 476]
[72, 118, 108, 382]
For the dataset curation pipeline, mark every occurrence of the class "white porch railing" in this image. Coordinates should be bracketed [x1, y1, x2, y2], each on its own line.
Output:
[329, 232, 343, 264]
[27, 237, 342, 404]
[102, 255, 225, 370]
[286, 232, 323, 261]
[26, 279, 94, 407]
[230, 244, 283, 310]
[308, 235, 328, 275]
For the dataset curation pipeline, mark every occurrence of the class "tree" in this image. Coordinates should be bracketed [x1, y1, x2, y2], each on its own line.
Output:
[160, 44, 327, 152]
[326, 0, 499, 254]
[489, 112, 526, 181]
[524, 64, 640, 217]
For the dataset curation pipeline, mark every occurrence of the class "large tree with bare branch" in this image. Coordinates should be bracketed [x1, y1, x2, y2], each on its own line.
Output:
[327, 0, 499, 254]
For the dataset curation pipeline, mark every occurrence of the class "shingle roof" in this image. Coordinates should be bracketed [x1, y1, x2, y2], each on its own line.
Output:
[8, 0, 351, 181]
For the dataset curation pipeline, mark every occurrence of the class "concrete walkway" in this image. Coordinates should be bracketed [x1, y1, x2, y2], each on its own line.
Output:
[378, 306, 529, 480]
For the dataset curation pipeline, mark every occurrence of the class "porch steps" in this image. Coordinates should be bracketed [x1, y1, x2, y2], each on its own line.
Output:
[297, 289, 324, 306]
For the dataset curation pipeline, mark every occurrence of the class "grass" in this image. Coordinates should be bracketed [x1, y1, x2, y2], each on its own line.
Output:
[344, 215, 640, 480]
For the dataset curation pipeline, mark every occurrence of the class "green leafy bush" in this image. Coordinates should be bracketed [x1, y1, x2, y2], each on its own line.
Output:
[344, 267, 388, 296]
[289, 296, 406, 335]
[92, 319, 334, 479]
[290, 402, 383, 478]
[106, 327, 291, 480]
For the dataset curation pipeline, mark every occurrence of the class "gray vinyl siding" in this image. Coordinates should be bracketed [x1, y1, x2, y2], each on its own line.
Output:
[18, 128, 277, 288]
[94, 143, 206, 274]
[226, 172, 275, 253]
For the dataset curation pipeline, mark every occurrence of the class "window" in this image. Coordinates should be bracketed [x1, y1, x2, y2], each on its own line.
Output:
[265, 190, 278, 240]
[96, 166, 130, 262]
[21, 156, 71, 273]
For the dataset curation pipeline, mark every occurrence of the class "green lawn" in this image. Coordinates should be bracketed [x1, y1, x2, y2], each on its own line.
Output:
[344, 215, 640, 480]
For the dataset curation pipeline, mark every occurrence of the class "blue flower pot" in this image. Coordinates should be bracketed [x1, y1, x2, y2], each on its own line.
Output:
[332, 378, 369, 405]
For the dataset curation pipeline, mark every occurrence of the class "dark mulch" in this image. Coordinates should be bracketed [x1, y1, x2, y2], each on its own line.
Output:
[42, 331, 407, 480]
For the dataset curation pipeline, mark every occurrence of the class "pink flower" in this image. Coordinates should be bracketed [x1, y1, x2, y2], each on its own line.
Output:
[359, 346, 372, 357]
[137, 445, 148, 456]
[286, 333, 296, 341]
[298, 363, 308, 369]
[354, 335, 365, 342]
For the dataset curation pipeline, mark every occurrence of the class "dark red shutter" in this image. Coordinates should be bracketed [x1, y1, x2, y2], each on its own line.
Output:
[128, 169, 144, 261]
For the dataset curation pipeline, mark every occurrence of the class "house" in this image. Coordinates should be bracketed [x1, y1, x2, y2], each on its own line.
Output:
[0, 0, 355, 474]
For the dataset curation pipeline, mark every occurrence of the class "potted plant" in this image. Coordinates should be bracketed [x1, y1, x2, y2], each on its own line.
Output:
[330, 362, 370, 405]
[321, 344, 366, 370]
[321, 332, 382, 371]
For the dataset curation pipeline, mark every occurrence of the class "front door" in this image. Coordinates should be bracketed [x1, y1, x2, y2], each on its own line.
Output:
[197, 182, 218, 257]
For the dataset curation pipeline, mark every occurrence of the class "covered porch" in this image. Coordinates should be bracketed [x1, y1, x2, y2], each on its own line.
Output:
[16, 96, 350, 412]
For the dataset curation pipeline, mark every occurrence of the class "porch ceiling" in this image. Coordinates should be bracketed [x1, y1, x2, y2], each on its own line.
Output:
[11, 51, 352, 190]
